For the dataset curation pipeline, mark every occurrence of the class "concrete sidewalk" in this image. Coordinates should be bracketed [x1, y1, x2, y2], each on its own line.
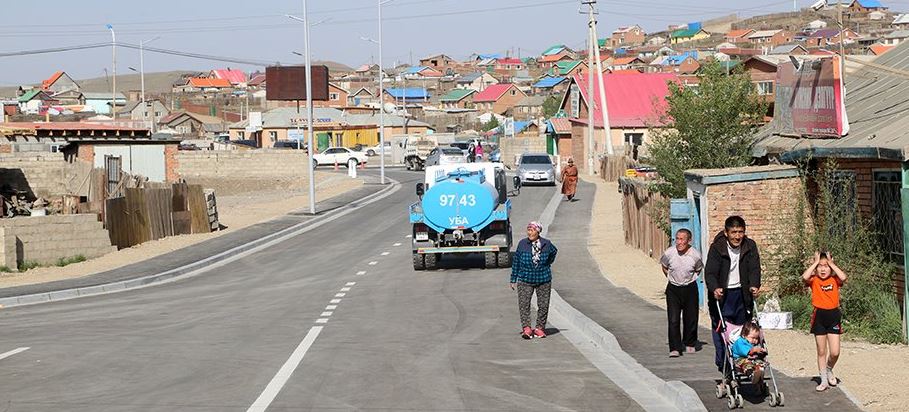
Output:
[0, 177, 388, 301]
[547, 180, 860, 411]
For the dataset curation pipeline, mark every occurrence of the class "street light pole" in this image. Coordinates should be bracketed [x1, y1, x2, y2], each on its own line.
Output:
[140, 36, 160, 131]
[377, 0, 395, 185]
[107, 24, 116, 120]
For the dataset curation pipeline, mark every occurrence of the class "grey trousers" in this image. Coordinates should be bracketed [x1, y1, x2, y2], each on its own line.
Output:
[517, 281, 552, 329]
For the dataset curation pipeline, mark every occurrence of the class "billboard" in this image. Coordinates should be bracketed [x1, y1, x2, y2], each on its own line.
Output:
[265, 65, 330, 101]
[773, 56, 849, 137]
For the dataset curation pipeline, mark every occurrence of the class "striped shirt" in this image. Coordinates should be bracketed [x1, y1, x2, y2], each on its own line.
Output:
[511, 237, 558, 284]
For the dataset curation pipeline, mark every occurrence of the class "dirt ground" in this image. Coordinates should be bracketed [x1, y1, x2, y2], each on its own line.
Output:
[0, 172, 363, 289]
[583, 175, 909, 411]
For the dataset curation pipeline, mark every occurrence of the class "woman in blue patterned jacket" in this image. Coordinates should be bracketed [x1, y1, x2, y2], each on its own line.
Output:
[509, 221, 558, 339]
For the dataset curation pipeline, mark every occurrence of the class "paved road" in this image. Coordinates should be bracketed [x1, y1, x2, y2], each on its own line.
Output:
[0, 171, 642, 411]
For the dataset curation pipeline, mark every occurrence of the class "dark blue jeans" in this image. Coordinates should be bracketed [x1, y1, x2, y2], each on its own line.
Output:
[710, 287, 748, 370]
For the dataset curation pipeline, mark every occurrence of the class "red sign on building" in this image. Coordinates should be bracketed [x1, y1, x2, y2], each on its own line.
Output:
[773, 57, 849, 137]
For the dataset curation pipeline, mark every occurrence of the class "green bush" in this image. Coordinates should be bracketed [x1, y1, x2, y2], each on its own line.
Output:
[766, 159, 905, 344]
[18, 260, 40, 271]
[55, 255, 87, 267]
[0, 265, 12, 273]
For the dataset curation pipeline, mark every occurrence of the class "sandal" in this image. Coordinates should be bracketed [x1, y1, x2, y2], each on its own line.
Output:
[816, 382, 829, 392]
[828, 375, 839, 387]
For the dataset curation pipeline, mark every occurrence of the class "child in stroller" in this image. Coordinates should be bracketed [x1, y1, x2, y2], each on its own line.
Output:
[715, 302, 785, 409]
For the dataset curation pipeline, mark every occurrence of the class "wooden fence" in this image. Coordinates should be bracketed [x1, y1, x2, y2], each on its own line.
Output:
[105, 183, 216, 249]
[600, 155, 638, 182]
[619, 177, 669, 260]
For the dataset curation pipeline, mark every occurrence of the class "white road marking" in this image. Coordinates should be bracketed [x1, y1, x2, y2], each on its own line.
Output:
[345, 282, 356, 286]
[325, 305, 337, 310]
[320, 311, 333, 317]
[340, 287, 351, 292]
[315, 318, 329, 324]
[368, 261, 378, 265]
[393, 242, 402, 247]
[330, 299, 342, 304]
[356, 271, 366, 276]
[247, 327, 323, 412]
[380, 252, 390, 256]
[405, 234, 412, 238]
[0, 347, 29, 361]
[335, 293, 346, 297]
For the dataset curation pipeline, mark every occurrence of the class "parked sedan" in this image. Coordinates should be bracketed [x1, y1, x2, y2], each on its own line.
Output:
[424, 147, 468, 167]
[364, 141, 392, 156]
[516, 153, 556, 185]
[312, 147, 368, 169]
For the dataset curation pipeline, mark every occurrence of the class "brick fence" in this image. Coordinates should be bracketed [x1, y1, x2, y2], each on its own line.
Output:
[499, 135, 547, 168]
[0, 214, 115, 268]
[176, 150, 312, 180]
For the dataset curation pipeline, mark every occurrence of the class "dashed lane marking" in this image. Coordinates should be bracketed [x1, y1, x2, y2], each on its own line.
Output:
[246, 327, 323, 412]
[340, 287, 351, 292]
[393, 242, 402, 247]
[380, 252, 390, 256]
[356, 271, 367, 276]
[0, 347, 29, 362]
[315, 318, 328, 324]
[320, 312, 333, 317]
[330, 299, 342, 304]
[325, 305, 338, 310]
[335, 293, 346, 297]
[345, 282, 356, 286]
[368, 261, 378, 266]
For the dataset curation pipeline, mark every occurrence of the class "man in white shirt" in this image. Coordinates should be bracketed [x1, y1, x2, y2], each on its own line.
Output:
[660, 228, 703, 357]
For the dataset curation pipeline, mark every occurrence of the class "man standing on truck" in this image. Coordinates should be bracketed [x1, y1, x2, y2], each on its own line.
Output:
[510, 221, 558, 339]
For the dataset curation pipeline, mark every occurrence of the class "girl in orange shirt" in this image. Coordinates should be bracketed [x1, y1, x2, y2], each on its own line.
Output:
[802, 251, 847, 392]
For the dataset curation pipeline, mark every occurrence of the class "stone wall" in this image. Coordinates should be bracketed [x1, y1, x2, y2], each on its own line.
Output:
[0, 153, 92, 199]
[175, 150, 313, 196]
[0, 214, 116, 268]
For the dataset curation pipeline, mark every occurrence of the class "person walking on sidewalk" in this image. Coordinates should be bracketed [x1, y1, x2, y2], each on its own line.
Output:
[803, 251, 847, 392]
[705, 216, 762, 372]
[510, 221, 558, 339]
[560, 158, 579, 201]
[660, 228, 703, 357]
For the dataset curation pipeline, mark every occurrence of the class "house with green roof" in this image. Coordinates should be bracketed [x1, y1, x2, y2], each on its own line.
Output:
[539, 45, 577, 68]
[17, 89, 54, 115]
[670, 22, 710, 44]
[550, 60, 588, 77]
[440, 89, 477, 110]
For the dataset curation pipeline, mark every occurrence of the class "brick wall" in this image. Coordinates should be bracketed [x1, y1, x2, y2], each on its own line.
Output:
[705, 176, 804, 257]
[176, 150, 312, 180]
[165, 144, 180, 183]
[0, 153, 92, 199]
[0, 214, 116, 267]
[499, 136, 547, 168]
[822, 158, 902, 217]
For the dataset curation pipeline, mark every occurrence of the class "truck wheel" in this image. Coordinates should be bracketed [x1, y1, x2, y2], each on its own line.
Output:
[413, 253, 425, 270]
[405, 159, 413, 171]
[497, 251, 512, 268]
[484, 252, 497, 269]
[424, 254, 438, 270]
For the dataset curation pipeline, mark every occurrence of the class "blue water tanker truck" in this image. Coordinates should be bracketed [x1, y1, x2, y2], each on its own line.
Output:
[410, 163, 521, 270]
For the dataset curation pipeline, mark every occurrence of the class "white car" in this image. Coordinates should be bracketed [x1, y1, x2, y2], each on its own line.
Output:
[364, 141, 392, 156]
[424, 147, 468, 167]
[312, 147, 368, 169]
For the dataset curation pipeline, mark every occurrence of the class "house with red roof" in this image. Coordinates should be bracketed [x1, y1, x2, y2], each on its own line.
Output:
[473, 84, 527, 115]
[175, 78, 233, 93]
[210, 69, 248, 86]
[725, 29, 755, 44]
[494, 58, 524, 73]
[557, 72, 679, 171]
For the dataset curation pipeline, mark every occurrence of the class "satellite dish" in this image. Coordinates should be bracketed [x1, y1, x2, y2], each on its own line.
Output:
[382, 102, 396, 113]
[811, 0, 826, 11]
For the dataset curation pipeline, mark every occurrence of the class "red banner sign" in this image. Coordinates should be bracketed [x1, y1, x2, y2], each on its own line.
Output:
[773, 56, 849, 137]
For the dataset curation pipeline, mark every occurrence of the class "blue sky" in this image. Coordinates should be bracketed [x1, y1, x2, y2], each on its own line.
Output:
[0, 0, 904, 85]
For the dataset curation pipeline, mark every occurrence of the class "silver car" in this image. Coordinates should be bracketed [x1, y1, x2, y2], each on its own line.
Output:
[517, 153, 556, 185]
[425, 147, 468, 167]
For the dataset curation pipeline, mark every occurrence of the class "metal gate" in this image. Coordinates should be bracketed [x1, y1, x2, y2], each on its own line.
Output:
[670, 198, 705, 307]
[105, 155, 122, 198]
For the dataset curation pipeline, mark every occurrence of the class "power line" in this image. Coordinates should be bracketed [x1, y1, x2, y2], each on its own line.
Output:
[0, 42, 277, 66]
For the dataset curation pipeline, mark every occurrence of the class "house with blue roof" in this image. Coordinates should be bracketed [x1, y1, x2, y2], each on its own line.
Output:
[849, 0, 887, 11]
[532, 76, 570, 95]
[670, 22, 710, 44]
[401, 66, 443, 80]
[383, 88, 430, 104]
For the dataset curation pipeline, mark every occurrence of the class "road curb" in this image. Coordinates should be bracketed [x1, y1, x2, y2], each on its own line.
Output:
[0, 180, 401, 309]
[537, 187, 706, 412]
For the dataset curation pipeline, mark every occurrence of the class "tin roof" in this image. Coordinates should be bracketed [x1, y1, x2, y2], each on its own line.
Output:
[440, 89, 476, 102]
[473, 84, 516, 103]
[570, 72, 679, 128]
[211, 69, 248, 84]
[532, 76, 568, 88]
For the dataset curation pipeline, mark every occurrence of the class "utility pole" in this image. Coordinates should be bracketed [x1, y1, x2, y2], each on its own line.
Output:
[585, 9, 595, 175]
[587, 1, 614, 157]
[838, 0, 847, 90]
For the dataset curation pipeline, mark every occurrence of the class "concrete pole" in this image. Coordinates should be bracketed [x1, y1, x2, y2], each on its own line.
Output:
[107, 25, 117, 120]
[590, 14, 614, 156]
[378, 0, 387, 185]
[585, 7, 596, 175]
[304, 0, 316, 215]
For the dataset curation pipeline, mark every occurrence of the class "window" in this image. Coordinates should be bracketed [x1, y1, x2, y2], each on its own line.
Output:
[873, 170, 903, 263]
[238, 131, 245, 139]
[330, 93, 340, 101]
[569, 84, 580, 118]
[269, 131, 278, 140]
[823, 170, 857, 239]
[756, 81, 774, 95]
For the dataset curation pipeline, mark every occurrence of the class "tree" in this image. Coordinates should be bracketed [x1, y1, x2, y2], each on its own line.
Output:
[646, 62, 768, 198]
[481, 115, 500, 132]
[542, 95, 562, 118]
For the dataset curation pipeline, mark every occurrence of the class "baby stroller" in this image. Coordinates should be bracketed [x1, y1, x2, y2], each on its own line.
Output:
[714, 301, 785, 409]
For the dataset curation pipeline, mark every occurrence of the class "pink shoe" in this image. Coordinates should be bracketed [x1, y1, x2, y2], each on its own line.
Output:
[533, 328, 547, 338]
[521, 327, 533, 339]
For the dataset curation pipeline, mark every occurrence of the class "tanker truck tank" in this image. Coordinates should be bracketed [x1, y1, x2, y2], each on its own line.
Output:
[409, 163, 518, 271]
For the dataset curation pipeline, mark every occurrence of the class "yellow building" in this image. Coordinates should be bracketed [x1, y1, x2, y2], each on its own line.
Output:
[670, 28, 710, 44]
